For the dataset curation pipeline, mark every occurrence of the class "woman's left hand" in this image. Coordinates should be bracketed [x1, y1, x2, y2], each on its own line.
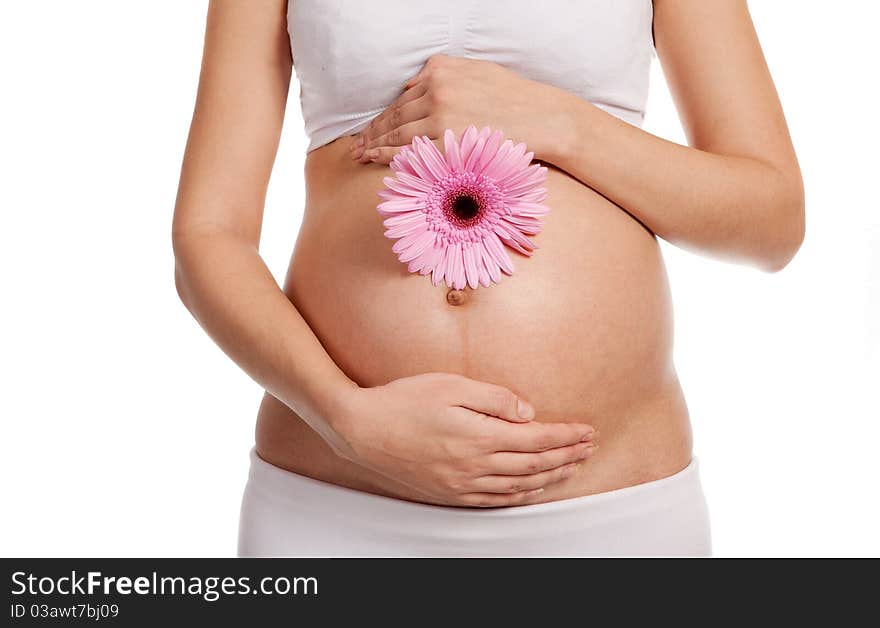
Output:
[350, 54, 569, 165]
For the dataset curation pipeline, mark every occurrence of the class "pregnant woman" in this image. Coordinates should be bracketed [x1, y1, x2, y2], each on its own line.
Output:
[173, 0, 803, 556]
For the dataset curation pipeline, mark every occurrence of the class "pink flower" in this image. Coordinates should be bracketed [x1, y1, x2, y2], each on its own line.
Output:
[377, 125, 549, 290]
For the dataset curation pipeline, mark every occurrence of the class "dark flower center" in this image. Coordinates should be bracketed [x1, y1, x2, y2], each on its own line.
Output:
[451, 194, 480, 222]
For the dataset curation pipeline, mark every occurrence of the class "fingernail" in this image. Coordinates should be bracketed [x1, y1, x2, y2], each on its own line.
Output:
[517, 399, 535, 420]
[365, 148, 379, 161]
[528, 488, 544, 496]
[580, 429, 594, 442]
[563, 463, 579, 477]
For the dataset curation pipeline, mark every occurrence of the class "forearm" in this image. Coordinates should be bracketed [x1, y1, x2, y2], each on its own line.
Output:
[172, 229, 357, 444]
[546, 90, 804, 271]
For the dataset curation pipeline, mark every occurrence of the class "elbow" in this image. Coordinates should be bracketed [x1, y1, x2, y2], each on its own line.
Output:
[174, 262, 192, 312]
[171, 231, 196, 312]
[757, 173, 805, 273]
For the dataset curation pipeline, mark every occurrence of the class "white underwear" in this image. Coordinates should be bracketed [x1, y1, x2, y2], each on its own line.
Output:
[238, 448, 711, 557]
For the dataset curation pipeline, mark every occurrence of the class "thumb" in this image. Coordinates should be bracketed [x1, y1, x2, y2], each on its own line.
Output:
[455, 378, 535, 423]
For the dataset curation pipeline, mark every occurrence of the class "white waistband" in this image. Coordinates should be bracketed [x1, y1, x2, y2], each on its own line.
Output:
[240, 448, 711, 556]
[247, 447, 701, 525]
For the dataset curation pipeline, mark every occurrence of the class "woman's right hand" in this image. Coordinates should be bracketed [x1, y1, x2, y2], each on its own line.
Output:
[330, 373, 598, 507]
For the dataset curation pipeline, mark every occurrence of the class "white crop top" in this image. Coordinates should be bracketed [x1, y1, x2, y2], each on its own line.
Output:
[287, 0, 655, 152]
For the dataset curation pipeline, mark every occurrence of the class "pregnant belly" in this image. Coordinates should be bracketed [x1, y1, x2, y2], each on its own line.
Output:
[255, 137, 692, 503]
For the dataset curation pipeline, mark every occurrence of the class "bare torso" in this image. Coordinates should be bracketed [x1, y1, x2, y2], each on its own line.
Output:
[255, 136, 692, 505]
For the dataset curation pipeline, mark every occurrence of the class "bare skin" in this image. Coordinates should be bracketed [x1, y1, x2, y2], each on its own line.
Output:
[173, 0, 802, 507]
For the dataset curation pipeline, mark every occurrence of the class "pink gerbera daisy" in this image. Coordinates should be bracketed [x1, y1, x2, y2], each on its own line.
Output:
[377, 125, 549, 290]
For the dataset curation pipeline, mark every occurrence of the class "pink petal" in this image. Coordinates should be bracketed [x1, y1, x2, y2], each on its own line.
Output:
[495, 223, 536, 255]
[377, 198, 425, 215]
[464, 134, 488, 173]
[390, 147, 418, 177]
[481, 248, 502, 283]
[441, 241, 456, 287]
[449, 241, 465, 290]
[416, 242, 442, 275]
[510, 188, 547, 204]
[404, 144, 440, 183]
[397, 229, 437, 262]
[463, 244, 479, 289]
[480, 140, 515, 180]
[383, 211, 424, 228]
[414, 136, 451, 181]
[385, 217, 429, 239]
[378, 189, 403, 202]
[503, 165, 548, 196]
[407, 239, 440, 275]
[507, 201, 551, 216]
[382, 176, 425, 197]
[392, 228, 431, 256]
[490, 143, 529, 183]
[395, 171, 435, 193]
[502, 214, 544, 234]
[391, 231, 420, 255]
[473, 245, 492, 287]
[472, 129, 504, 175]
[431, 244, 448, 286]
[465, 127, 492, 171]
[444, 129, 463, 172]
[458, 125, 479, 166]
[483, 233, 515, 275]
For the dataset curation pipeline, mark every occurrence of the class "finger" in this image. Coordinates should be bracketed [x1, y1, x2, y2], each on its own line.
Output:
[354, 130, 442, 164]
[471, 461, 581, 494]
[388, 82, 427, 112]
[358, 145, 404, 166]
[385, 81, 427, 112]
[457, 488, 546, 508]
[363, 83, 426, 135]
[355, 119, 428, 162]
[357, 120, 431, 164]
[486, 440, 597, 475]
[448, 375, 535, 423]
[352, 86, 427, 153]
[362, 101, 432, 150]
[405, 67, 430, 90]
[360, 141, 443, 165]
[491, 420, 596, 452]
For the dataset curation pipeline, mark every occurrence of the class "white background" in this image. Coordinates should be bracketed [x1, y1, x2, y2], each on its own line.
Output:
[1, 2, 877, 557]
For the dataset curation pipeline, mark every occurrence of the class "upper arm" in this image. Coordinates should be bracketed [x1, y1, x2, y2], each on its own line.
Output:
[173, 0, 292, 245]
[653, 0, 799, 176]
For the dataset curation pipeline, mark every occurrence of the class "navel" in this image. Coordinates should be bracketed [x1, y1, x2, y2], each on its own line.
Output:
[446, 288, 467, 306]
